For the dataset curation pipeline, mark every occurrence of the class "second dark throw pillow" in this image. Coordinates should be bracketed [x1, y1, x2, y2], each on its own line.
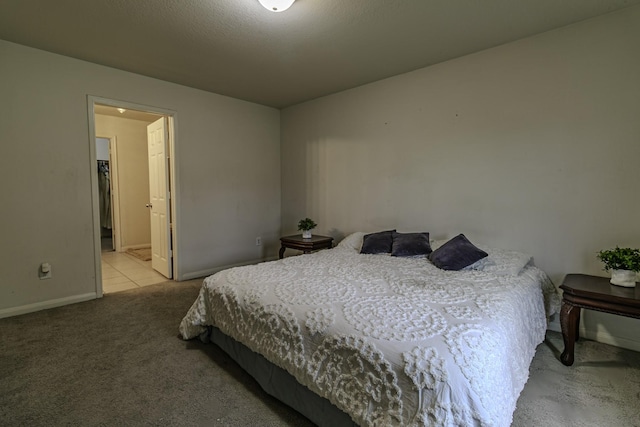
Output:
[391, 232, 432, 257]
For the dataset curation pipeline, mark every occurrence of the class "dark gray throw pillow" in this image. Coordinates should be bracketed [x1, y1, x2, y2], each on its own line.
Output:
[429, 234, 488, 271]
[391, 232, 432, 257]
[360, 230, 395, 254]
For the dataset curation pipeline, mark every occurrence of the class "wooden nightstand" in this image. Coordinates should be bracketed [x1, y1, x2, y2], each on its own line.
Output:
[559, 273, 640, 366]
[279, 234, 333, 259]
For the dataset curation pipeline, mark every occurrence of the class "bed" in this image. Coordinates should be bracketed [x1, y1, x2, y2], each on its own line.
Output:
[180, 232, 560, 426]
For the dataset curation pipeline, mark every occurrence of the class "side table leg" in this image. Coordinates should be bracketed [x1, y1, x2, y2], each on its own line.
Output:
[560, 301, 580, 366]
[279, 246, 286, 259]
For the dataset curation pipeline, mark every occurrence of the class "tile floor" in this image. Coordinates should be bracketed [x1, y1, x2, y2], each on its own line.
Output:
[101, 250, 170, 294]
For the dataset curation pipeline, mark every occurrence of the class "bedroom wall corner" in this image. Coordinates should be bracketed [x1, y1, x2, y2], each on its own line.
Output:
[280, 5, 640, 351]
[0, 39, 281, 316]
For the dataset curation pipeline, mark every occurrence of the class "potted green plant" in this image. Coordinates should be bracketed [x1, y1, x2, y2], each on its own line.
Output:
[596, 246, 640, 287]
[297, 217, 317, 239]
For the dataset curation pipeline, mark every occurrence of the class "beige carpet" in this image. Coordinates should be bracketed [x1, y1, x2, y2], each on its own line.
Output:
[1, 280, 639, 426]
[126, 246, 152, 261]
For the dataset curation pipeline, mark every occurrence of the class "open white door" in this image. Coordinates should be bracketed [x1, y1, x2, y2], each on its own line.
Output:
[147, 117, 172, 278]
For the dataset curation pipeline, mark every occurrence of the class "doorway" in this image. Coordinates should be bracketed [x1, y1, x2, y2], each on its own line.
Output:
[88, 97, 179, 296]
[96, 136, 114, 252]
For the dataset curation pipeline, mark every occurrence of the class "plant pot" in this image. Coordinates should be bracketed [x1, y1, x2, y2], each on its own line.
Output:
[610, 269, 637, 287]
[302, 230, 312, 239]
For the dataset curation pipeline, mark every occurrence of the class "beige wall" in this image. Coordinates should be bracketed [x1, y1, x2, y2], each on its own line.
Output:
[0, 39, 280, 316]
[2, 6, 639, 350]
[95, 114, 152, 249]
[281, 7, 640, 350]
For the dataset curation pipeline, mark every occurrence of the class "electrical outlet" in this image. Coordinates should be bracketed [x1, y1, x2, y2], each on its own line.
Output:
[255, 237, 262, 246]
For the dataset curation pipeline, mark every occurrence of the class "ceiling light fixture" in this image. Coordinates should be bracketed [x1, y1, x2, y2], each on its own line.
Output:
[117, 108, 126, 114]
[258, 0, 295, 12]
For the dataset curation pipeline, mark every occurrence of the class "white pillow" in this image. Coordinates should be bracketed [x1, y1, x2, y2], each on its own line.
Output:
[476, 248, 532, 276]
[336, 232, 364, 252]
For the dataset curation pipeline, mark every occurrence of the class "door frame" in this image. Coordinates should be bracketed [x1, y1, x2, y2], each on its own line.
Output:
[87, 96, 180, 297]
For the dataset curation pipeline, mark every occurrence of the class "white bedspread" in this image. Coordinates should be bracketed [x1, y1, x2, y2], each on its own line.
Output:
[180, 239, 559, 427]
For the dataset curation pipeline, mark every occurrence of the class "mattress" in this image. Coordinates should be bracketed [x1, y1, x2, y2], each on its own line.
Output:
[180, 233, 559, 426]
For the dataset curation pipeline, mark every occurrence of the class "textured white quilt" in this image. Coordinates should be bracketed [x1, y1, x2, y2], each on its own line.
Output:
[180, 234, 559, 427]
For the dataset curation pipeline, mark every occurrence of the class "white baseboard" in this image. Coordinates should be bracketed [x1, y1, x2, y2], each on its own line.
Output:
[0, 293, 97, 319]
[548, 317, 561, 333]
[180, 256, 278, 281]
[547, 319, 640, 353]
[583, 330, 640, 353]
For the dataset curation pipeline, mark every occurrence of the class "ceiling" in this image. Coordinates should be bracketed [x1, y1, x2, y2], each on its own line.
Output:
[1, 0, 638, 109]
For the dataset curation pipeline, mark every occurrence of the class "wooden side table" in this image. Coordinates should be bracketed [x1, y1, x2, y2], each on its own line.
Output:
[559, 273, 640, 366]
[279, 235, 333, 259]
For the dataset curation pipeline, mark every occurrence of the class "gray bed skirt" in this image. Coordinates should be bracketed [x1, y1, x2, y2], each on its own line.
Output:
[208, 326, 357, 427]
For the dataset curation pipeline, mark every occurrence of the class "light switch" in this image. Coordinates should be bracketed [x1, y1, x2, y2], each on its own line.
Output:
[40, 262, 52, 280]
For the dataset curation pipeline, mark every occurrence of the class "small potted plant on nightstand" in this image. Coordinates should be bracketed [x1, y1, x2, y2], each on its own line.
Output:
[597, 246, 640, 287]
[298, 218, 317, 239]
